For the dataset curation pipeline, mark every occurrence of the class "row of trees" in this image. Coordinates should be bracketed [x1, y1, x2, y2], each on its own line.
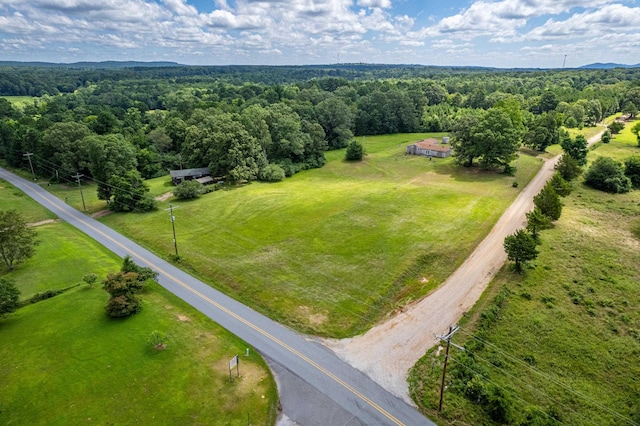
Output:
[503, 132, 588, 272]
[2, 65, 639, 209]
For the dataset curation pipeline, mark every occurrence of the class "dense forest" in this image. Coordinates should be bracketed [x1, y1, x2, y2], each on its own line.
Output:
[1, 64, 639, 210]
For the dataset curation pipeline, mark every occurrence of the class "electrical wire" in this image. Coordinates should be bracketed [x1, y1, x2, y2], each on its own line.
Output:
[456, 328, 639, 425]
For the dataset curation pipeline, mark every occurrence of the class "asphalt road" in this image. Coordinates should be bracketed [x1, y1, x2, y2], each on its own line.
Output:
[0, 167, 433, 426]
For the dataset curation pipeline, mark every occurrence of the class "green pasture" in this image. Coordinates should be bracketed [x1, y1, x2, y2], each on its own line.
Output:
[0, 178, 56, 223]
[3, 222, 117, 298]
[1, 96, 37, 108]
[0, 222, 277, 425]
[44, 174, 172, 215]
[545, 125, 604, 156]
[588, 118, 639, 164]
[101, 133, 543, 337]
[409, 139, 640, 424]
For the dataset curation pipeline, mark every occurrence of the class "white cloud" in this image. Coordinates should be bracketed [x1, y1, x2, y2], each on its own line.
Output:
[521, 4, 640, 41]
[357, 0, 392, 8]
[0, 0, 637, 66]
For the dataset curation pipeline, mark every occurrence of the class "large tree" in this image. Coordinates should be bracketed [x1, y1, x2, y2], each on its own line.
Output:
[451, 107, 522, 171]
[315, 96, 354, 149]
[474, 108, 522, 171]
[86, 134, 138, 200]
[40, 122, 91, 178]
[0, 209, 38, 270]
[182, 112, 267, 182]
[523, 112, 561, 152]
[561, 134, 588, 166]
[108, 170, 156, 212]
[450, 113, 482, 167]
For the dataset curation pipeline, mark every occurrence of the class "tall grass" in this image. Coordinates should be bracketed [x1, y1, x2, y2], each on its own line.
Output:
[409, 129, 640, 425]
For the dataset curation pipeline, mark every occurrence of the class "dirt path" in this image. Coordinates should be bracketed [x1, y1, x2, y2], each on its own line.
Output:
[323, 131, 604, 403]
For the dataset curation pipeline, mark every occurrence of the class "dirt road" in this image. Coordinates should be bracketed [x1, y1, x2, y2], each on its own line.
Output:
[324, 131, 604, 403]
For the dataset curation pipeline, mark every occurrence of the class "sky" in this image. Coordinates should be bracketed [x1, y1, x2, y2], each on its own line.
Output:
[0, 0, 639, 68]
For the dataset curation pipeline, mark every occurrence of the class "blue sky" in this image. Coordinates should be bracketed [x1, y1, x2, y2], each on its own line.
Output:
[0, 0, 638, 68]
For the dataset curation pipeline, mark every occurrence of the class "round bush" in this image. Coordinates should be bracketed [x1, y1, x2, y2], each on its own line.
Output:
[584, 157, 631, 193]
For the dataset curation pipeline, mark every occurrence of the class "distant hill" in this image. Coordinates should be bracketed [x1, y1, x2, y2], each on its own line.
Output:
[0, 61, 182, 69]
[580, 62, 640, 69]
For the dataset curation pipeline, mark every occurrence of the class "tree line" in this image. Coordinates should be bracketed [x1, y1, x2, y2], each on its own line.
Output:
[1, 65, 639, 211]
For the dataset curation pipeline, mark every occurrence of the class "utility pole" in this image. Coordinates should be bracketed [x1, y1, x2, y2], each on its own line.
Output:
[164, 204, 180, 258]
[71, 173, 86, 212]
[438, 325, 460, 412]
[23, 153, 36, 180]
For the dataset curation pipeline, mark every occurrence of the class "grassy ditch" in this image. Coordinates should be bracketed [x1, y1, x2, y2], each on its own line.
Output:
[408, 126, 640, 425]
[100, 133, 543, 337]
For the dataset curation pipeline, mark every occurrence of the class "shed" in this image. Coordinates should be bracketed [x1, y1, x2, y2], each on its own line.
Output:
[170, 167, 211, 186]
[405, 139, 452, 158]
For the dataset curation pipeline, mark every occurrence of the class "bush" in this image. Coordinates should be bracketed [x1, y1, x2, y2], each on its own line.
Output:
[608, 121, 624, 134]
[345, 139, 364, 161]
[555, 154, 582, 181]
[584, 157, 632, 193]
[0, 278, 20, 315]
[534, 184, 562, 221]
[548, 173, 572, 197]
[105, 294, 142, 318]
[624, 156, 640, 188]
[600, 130, 611, 144]
[258, 164, 286, 182]
[148, 330, 168, 350]
[102, 257, 157, 318]
[173, 179, 203, 199]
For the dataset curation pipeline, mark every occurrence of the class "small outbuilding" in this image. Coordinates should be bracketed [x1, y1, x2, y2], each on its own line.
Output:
[170, 167, 211, 186]
[405, 138, 452, 158]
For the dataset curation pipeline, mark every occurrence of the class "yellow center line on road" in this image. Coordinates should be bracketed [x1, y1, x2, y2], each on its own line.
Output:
[30, 187, 405, 426]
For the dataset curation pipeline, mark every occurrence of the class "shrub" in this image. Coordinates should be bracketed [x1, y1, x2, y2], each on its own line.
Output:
[504, 229, 539, 273]
[584, 157, 632, 194]
[624, 156, 640, 188]
[258, 164, 286, 182]
[0, 278, 20, 315]
[148, 330, 168, 350]
[173, 179, 203, 199]
[82, 273, 98, 289]
[555, 154, 582, 181]
[534, 184, 562, 221]
[608, 121, 624, 134]
[548, 173, 572, 197]
[600, 130, 611, 144]
[345, 139, 364, 161]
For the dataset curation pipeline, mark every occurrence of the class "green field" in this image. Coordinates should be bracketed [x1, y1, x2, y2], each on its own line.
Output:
[0, 221, 277, 425]
[100, 133, 543, 337]
[409, 126, 640, 425]
[1, 95, 37, 108]
[0, 178, 56, 223]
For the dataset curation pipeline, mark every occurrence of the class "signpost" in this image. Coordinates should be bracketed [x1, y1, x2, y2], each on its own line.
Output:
[229, 355, 239, 381]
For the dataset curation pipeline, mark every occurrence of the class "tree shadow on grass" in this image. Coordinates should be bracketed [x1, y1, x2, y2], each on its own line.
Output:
[431, 161, 511, 183]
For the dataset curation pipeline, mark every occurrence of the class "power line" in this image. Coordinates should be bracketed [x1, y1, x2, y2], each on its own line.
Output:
[71, 172, 87, 212]
[455, 328, 639, 425]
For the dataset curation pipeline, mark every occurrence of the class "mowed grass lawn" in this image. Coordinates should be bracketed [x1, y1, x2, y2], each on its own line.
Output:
[409, 128, 640, 424]
[102, 133, 543, 337]
[0, 222, 277, 425]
